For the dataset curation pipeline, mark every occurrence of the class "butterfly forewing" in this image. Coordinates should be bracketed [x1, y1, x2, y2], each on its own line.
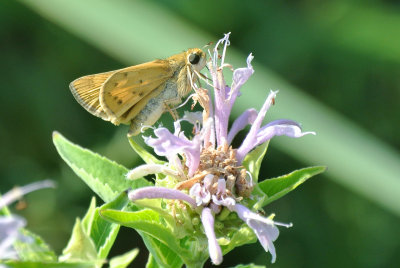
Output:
[100, 60, 174, 121]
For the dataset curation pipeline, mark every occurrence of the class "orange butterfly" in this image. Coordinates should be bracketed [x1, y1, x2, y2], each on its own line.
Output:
[70, 48, 206, 136]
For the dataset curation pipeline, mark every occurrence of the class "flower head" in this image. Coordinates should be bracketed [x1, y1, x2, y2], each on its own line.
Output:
[127, 33, 314, 265]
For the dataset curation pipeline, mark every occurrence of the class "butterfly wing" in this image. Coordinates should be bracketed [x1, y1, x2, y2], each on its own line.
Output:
[69, 70, 117, 120]
[100, 60, 174, 124]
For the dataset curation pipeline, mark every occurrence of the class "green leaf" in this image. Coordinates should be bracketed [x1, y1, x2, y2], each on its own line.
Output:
[99, 193, 183, 268]
[100, 208, 193, 267]
[128, 136, 164, 165]
[100, 209, 183, 255]
[13, 229, 57, 262]
[109, 248, 139, 268]
[242, 142, 269, 182]
[53, 131, 151, 203]
[2, 261, 94, 268]
[91, 192, 130, 259]
[61, 193, 129, 265]
[142, 235, 183, 268]
[59, 218, 98, 264]
[258, 166, 326, 206]
[81, 197, 97, 235]
[220, 225, 257, 256]
[145, 253, 161, 268]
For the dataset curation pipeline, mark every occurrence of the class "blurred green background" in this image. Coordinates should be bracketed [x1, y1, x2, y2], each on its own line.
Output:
[1, 0, 399, 267]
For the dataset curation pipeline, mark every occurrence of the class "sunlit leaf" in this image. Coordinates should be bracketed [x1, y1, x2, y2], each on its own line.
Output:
[92, 192, 129, 259]
[109, 248, 139, 268]
[258, 166, 326, 206]
[128, 137, 164, 165]
[142, 235, 183, 268]
[58, 218, 98, 264]
[53, 131, 150, 203]
[13, 229, 57, 262]
[100, 208, 201, 267]
[242, 142, 269, 183]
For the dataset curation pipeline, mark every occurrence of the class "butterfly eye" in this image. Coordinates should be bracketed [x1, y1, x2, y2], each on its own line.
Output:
[188, 53, 201, 65]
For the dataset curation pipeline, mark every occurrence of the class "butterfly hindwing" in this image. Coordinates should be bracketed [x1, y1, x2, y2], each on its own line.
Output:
[100, 60, 174, 123]
[69, 70, 116, 120]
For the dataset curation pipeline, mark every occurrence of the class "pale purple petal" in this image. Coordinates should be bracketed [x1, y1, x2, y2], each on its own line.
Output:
[220, 33, 230, 68]
[184, 135, 202, 177]
[212, 196, 236, 210]
[128, 186, 196, 208]
[169, 154, 185, 176]
[213, 71, 229, 147]
[227, 108, 258, 145]
[250, 220, 277, 263]
[216, 178, 226, 195]
[182, 111, 202, 124]
[236, 91, 277, 163]
[203, 174, 214, 189]
[229, 53, 254, 108]
[237, 119, 315, 163]
[234, 204, 281, 263]
[213, 52, 255, 147]
[202, 90, 215, 147]
[182, 112, 203, 134]
[212, 32, 231, 68]
[173, 120, 182, 136]
[144, 127, 201, 177]
[189, 183, 210, 206]
[201, 208, 222, 265]
[0, 180, 56, 209]
[255, 119, 316, 147]
[211, 34, 232, 147]
[144, 128, 189, 157]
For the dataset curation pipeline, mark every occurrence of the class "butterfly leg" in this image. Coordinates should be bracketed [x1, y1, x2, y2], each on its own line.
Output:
[163, 100, 179, 121]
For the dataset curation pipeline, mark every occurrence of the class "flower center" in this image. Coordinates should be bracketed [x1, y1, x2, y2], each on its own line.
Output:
[176, 142, 253, 199]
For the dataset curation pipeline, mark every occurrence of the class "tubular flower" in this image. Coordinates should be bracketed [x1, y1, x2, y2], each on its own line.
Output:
[127, 33, 314, 265]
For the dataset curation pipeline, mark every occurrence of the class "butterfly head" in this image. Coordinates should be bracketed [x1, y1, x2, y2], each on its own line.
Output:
[186, 48, 207, 72]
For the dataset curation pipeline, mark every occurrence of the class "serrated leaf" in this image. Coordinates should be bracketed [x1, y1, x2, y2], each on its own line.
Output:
[13, 229, 57, 262]
[109, 248, 139, 268]
[242, 142, 269, 182]
[128, 136, 164, 165]
[3, 261, 95, 268]
[258, 166, 326, 206]
[59, 218, 98, 264]
[53, 131, 150, 203]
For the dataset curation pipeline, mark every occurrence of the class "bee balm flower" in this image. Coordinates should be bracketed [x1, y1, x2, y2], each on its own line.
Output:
[127, 33, 314, 265]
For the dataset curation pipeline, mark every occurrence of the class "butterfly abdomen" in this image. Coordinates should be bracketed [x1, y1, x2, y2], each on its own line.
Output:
[128, 81, 181, 136]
